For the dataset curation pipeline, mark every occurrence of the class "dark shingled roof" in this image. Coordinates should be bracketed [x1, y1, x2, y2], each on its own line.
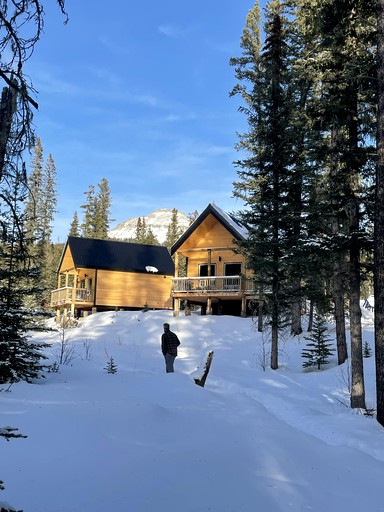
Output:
[171, 203, 248, 255]
[61, 237, 174, 275]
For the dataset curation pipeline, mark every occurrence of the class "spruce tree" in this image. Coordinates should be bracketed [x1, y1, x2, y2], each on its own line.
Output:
[104, 356, 118, 374]
[80, 179, 114, 239]
[143, 227, 160, 246]
[94, 177, 113, 239]
[165, 208, 183, 251]
[81, 184, 97, 237]
[134, 217, 145, 243]
[302, 313, 335, 370]
[292, 0, 376, 408]
[0, 165, 48, 384]
[375, 0, 384, 428]
[231, 0, 304, 368]
[69, 211, 80, 237]
[24, 139, 58, 309]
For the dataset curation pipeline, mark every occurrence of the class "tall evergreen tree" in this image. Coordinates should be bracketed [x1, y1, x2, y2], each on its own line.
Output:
[0, 163, 48, 384]
[24, 139, 58, 309]
[80, 179, 114, 239]
[165, 208, 183, 251]
[69, 211, 80, 237]
[231, 0, 305, 368]
[41, 153, 58, 243]
[135, 217, 145, 243]
[375, 0, 384, 427]
[81, 184, 97, 238]
[94, 177, 113, 239]
[292, 0, 376, 408]
[25, 137, 44, 243]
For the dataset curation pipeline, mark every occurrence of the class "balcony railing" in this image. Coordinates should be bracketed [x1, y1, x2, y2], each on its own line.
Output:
[51, 287, 94, 307]
[172, 276, 256, 295]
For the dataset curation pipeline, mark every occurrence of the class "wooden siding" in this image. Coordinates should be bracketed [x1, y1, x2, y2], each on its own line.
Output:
[96, 270, 173, 309]
[60, 245, 75, 272]
[186, 250, 247, 278]
[178, 214, 236, 252]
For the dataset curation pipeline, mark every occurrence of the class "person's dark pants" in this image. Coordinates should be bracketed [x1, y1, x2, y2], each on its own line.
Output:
[164, 353, 176, 373]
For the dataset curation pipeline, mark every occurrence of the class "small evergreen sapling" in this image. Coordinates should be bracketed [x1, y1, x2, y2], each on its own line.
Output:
[363, 341, 372, 358]
[302, 314, 335, 370]
[104, 357, 118, 374]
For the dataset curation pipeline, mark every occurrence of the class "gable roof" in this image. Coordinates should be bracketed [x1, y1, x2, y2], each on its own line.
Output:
[171, 203, 248, 255]
[60, 237, 174, 275]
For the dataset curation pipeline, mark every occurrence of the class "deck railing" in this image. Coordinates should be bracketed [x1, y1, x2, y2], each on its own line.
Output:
[51, 287, 93, 307]
[172, 276, 256, 294]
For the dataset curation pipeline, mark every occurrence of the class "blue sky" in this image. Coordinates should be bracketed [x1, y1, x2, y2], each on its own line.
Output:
[25, 1, 262, 241]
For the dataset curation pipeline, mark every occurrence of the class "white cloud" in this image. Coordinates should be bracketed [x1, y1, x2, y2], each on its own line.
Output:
[158, 23, 185, 38]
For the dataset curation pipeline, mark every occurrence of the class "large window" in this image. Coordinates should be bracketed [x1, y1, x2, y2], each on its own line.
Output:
[224, 263, 242, 276]
[199, 264, 216, 277]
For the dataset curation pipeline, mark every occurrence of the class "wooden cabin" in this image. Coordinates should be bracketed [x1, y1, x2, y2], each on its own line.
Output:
[171, 203, 257, 317]
[51, 236, 174, 321]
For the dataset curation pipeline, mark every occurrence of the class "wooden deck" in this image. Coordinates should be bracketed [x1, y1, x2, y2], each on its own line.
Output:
[171, 276, 256, 297]
[51, 287, 94, 307]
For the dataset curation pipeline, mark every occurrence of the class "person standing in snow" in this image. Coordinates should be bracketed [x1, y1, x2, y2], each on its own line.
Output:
[161, 323, 180, 373]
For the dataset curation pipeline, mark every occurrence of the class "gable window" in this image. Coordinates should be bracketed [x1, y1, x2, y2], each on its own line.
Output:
[224, 263, 242, 276]
[199, 264, 216, 277]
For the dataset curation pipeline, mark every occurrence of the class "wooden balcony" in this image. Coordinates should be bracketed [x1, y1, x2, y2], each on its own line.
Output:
[171, 276, 256, 297]
[51, 287, 94, 307]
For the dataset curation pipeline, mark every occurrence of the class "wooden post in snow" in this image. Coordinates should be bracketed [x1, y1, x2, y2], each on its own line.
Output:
[194, 350, 214, 387]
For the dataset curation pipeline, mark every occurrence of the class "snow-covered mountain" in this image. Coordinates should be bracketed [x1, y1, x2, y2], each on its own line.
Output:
[108, 208, 191, 244]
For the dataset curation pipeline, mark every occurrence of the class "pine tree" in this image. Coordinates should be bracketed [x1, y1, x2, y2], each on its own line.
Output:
[104, 356, 118, 374]
[24, 139, 58, 309]
[25, 136, 44, 243]
[231, 0, 303, 368]
[301, 314, 335, 370]
[69, 211, 80, 237]
[81, 184, 97, 238]
[143, 227, 160, 246]
[375, 0, 384, 428]
[165, 208, 183, 251]
[0, 164, 48, 384]
[94, 177, 113, 239]
[132, 217, 159, 245]
[292, 0, 376, 408]
[80, 179, 114, 239]
[134, 217, 145, 243]
[363, 341, 372, 358]
[41, 153, 58, 243]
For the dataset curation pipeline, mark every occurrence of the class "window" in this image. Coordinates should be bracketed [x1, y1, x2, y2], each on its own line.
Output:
[224, 263, 242, 276]
[199, 264, 216, 277]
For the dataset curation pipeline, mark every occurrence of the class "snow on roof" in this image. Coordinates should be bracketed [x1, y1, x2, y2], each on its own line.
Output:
[210, 203, 249, 240]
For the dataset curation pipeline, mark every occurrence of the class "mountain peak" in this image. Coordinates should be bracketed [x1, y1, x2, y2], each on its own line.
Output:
[108, 208, 191, 244]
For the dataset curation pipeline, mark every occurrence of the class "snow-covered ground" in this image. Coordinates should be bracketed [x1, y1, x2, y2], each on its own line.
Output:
[1, 303, 383, 512]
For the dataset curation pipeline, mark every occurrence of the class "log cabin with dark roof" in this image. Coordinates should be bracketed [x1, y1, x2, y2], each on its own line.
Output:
[171, 203, 258, 317]
[51, 236, 174, 321]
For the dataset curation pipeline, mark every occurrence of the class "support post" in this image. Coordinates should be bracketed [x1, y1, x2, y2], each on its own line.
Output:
[194, 351, 214, 387]
[241, 296, 247, 317]
[173, 298, 180, 316]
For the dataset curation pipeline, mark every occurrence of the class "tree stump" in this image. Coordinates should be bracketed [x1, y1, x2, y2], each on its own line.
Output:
[194, 350, 214, 387]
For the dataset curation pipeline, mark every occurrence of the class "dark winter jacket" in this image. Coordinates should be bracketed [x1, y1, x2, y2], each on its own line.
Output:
[161, 330, 180, 357]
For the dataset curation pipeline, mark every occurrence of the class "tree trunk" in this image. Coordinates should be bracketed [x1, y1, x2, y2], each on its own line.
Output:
[258, 300, 264, 332]
[307, 299, 314, 332]
[270, 310, 279, 370]
[347, 91, 366, 410]
[333, 254, 348, 364]
[375, 0, 384, 427]
[330, 127, 348, 364]
[290, 283, 302, 336]
[0, 85, 17, 180]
